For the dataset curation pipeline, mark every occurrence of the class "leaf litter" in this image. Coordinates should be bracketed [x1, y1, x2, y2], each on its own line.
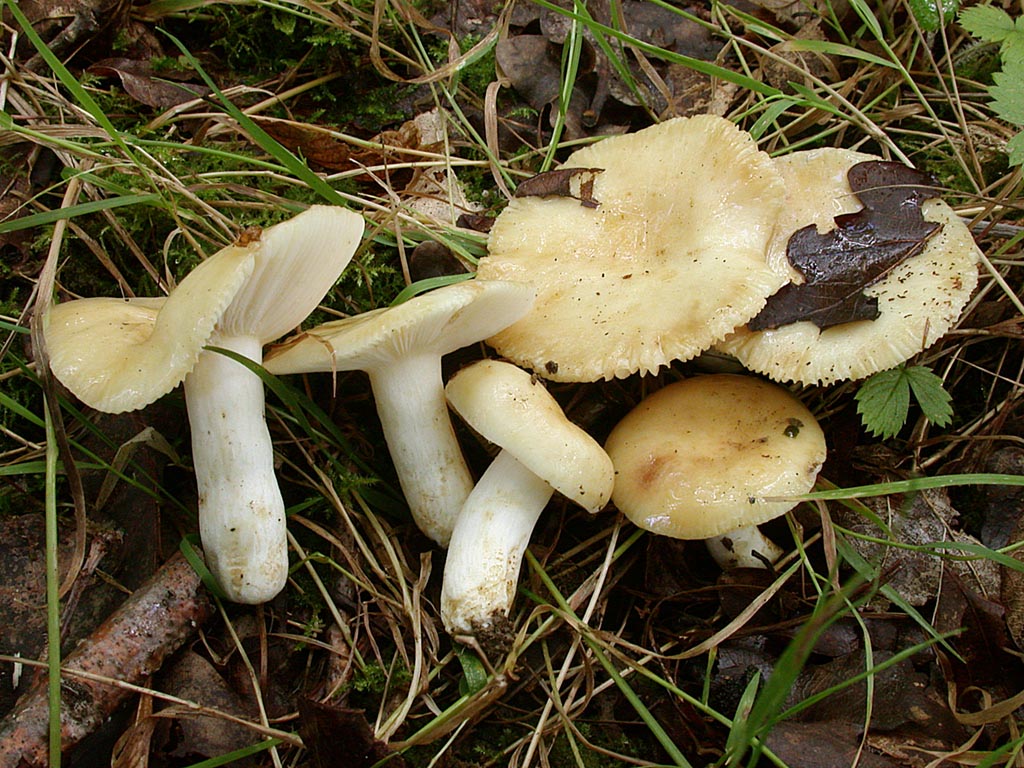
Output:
[0, 0, 1023, 765]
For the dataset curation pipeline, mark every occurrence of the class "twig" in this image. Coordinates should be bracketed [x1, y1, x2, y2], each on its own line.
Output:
[0, 551, 214, 767]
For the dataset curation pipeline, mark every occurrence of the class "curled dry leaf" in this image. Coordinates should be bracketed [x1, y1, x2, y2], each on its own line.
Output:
[513, 167, 604, 207]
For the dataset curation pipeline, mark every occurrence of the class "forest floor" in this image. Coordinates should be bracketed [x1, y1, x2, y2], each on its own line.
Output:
[1, 0, 1024, 765]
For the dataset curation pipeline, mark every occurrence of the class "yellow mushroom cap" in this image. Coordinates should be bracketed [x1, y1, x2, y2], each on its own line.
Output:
[44, 205, 364, 414]
[476, 115, 788, 382]
[604, 375, 826, 539]
[263, 280, 536, 374]
[445, 359, 614, 513]
[716, 148, 981, 385]
[44, 250, 254, 414]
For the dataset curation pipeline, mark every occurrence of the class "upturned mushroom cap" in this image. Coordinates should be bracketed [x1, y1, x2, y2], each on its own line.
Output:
[263, 280, 535, 374]
[476, 114, 788, 382]
[44, 205, 364, 414]
[716, 148, 981, 385]
[45, 251, 254, 414]
[604, 375, 826, 539]
[445, 359, 614, 512]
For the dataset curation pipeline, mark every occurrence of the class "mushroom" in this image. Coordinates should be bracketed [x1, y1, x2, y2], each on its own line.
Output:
[44, 206, 364, 602]
[475, 114, 788, 382]
[262, 281, 535, 546]
[603, 374, 826, 569]
[441, 359, 614, 637]
[716, 148, 982, 385]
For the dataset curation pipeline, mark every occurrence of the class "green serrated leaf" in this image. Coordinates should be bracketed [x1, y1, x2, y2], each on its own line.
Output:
[991, 62, 1024, 125]
[1007, 130, 1024, 165]
[856, 366, 956, 439]
[910, 0, 959, 31]
[856, 367, 910, 439]
[904, 365, 954, 428]
[959, 4, 1017, 42]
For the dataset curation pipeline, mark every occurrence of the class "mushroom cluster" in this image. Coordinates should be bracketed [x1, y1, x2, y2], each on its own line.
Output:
[42, 115, 985, 634]
[465, 114, 983, 579]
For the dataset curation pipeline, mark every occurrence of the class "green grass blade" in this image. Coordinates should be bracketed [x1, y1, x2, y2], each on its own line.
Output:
[43, 400, 62, 767]
[526, 550, 694, 768]
[161, 31, 348, 206]
[0, 194, 162, 235]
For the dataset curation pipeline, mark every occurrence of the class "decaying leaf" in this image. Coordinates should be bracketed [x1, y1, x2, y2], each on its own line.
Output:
[298, 699, 407, 768]
[87, 58, 209, 109]
[514, 167, 604, 207]
[153, 651, 259, 762]
[750, 162, 942, 331]
[832, 488, 1000, 607]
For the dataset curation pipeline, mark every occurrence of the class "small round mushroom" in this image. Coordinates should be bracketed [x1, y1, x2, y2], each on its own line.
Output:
[604, 374, 826, 568]
[476, 114, 788, 382]
[262, 281, 535, 546]
[441, 359, 614, 637]
[716, 148, 982, 385]
[45, 206, 364, 603]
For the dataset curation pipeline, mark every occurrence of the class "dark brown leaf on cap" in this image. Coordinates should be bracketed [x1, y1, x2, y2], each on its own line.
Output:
[749, 161, 941, 331]
[514, 167, 604, 208]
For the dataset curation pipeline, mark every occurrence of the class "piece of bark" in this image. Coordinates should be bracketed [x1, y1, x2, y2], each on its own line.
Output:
[0, 551, 213, 768]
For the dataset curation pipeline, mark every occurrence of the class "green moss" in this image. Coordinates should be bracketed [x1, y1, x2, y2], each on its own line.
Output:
[343, 656, 412, 711]
[953, 40, 1003, 84]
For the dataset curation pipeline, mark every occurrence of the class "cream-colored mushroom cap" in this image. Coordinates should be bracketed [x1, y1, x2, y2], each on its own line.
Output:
[264, 280, 535, 373]
[445, 360, 614, 512]
[476, 114, 787, 382]
[604, 375, 826, 539]
[44, 250, 254, 414]
[43, 205, 364, 414]
[716, 148, 981, 385]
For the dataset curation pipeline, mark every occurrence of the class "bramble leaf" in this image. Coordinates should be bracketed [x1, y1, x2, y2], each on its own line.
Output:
[990, 59, 1024, 124]
[856, 368, 910, 439]
[905, 366, 954, 428]
[856, 365, 953, 439]
[1007, 131, 1024, 165]
[958, 4, 1016, 42]
[958, 5, 1024, 166]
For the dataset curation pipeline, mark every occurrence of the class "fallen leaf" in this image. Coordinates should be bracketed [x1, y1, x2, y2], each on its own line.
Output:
[749, 161, 942, 331]
[408, 241, 470, 282]
[298, 699, 406, 768]
[514, 167, 604, 207]
[935, 570, 1016, 691]
[87, 58, 209, 109]
[766, 721, 903, 768]
[833, 488, 1000, 608]
[154, 651, 259, 762]
[495, 35, 565, 113]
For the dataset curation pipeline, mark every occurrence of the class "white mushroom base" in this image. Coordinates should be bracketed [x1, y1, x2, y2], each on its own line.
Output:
[441, 450, 554, 637]
[185, 336, 288, 603]
[705, 525, 785, 569]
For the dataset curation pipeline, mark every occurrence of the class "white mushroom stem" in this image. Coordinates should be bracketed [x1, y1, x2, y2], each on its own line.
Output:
[704, 526, 785, 570]
[184, 335, 288, 604]
[441, 450, 554, 636]
[366, 354, 474, 546]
